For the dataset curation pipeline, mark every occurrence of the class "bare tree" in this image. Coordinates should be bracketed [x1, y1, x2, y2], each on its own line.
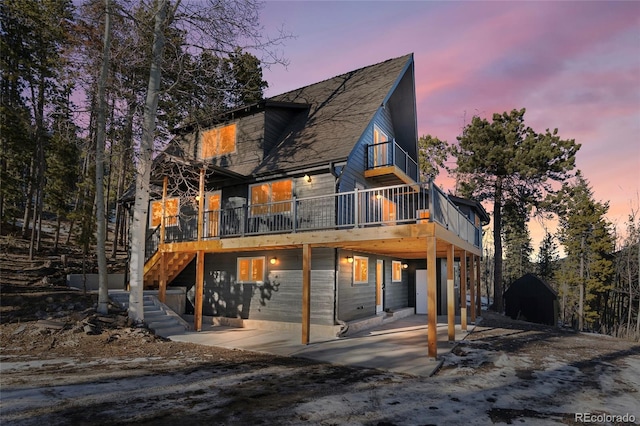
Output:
[126, 0, 289, 322]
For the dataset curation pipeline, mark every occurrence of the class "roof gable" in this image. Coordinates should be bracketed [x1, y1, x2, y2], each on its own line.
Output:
[252, 54, 414, 175]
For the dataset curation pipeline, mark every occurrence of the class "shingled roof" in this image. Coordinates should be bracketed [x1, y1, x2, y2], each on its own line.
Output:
[252, 53, 414, 175]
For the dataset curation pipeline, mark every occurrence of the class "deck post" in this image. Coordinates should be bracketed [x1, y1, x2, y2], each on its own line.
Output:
[160, 176, 168, 245]
[159, 252, 167, 303]
[197, 168, 204, 241]
[427, 236, 437, 359]
[476, 255, 482, 315]
[447, 243, 455, 342]
[302, 244, 311, 344]
[470, 255, 477, 323]
[460, 250, 467, 331]
[194, 250, 205, 331]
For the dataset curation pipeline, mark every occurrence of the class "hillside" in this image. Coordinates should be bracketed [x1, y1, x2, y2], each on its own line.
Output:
[1, 229, 639, 425]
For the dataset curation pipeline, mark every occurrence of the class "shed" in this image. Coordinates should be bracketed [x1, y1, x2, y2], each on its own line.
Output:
[504, 273, 559, 326]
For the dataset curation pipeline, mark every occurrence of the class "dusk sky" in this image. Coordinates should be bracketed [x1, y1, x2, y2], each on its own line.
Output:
[258, 0, 640, 250]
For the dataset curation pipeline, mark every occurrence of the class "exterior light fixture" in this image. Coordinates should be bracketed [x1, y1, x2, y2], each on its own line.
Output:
[402, 263, 408, 269]
[270, 257, 277, 265]
[304, 174, 312, 183]
[346, 256, 354, 264]
[375, 194, 382, 200]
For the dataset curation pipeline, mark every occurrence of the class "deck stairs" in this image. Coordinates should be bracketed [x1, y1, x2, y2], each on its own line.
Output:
[143, 251, 195, 289]
[109, 291, 190, 338]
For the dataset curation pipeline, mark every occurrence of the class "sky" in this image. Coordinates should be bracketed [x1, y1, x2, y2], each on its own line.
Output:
[257, 0, 640, 251]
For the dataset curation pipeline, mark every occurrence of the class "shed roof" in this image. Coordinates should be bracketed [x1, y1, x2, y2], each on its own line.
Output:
[504, 273, 558, 297]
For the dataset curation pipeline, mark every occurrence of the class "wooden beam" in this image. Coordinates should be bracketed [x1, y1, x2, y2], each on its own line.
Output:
[447, 243, 455, 342]
[470, 255, 476, 323]
[427, 236, 437, 359]
[476, 255, 482, 316]
[194, 250, 205, 331]
[460, 250, 467, 331]
[158, 252, 167, 303]
[302, 244, 311, 345]
[197, 168, 204, 241]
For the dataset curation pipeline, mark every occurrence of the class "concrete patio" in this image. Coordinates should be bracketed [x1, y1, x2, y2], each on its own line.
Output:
[166, 314, 479, 377]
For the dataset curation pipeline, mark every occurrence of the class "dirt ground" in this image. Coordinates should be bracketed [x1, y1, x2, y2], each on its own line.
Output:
[1, 234, 639, 425]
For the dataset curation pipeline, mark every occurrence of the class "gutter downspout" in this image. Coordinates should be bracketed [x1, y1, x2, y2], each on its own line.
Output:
[331, 162, 349, 337]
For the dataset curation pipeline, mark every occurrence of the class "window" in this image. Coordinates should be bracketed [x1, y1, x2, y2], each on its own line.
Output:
[205, 192, 221, 237]
[353, 256, 369, 284]
[201, 123, 236, 158]
[373, 126, 388, 167]
[237, 257, 265, 283]
[392, 261, 402, 282]
[380, 196, 396, 223]
[150, 198, 179, 228]
[250, 179, 293, 215]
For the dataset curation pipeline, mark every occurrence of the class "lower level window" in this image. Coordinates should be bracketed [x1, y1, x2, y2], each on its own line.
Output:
[353, 256, 369, 284]
[237, 257, 265, 283]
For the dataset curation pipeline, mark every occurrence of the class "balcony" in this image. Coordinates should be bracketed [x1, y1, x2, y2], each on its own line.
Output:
[145, 182, 482, 262]
[364, 139, 418, 185]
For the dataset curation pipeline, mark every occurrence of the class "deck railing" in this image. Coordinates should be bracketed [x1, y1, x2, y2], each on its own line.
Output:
[147, 182, 481, 259]
[365, 139, 418, 181]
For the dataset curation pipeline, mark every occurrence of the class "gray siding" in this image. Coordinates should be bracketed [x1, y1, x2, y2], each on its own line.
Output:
[338, 107, 396, 193]
[172, 248, 336, 326]
[337, 249, 410, 322]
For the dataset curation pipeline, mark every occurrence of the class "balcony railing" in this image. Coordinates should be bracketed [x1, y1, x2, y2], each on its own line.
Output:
[146, 182, 481, 260]
[365, 139, 418, 181]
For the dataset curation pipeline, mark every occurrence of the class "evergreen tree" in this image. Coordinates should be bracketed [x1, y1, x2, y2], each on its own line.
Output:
[451, 108, 580, 312]
[45, 97, 80, 251]
[550, 172, 615, 330]
[502, 199, 533, 285]
[537, 232, 559, 283]
[418, 134, 448, 181]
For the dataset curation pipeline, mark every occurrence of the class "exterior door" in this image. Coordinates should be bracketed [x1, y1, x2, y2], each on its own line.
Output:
[416, 269, 427, 314]
[376, 259, 384, 313]
[205, 191, 221, 238]
[373, 126, 388, 167]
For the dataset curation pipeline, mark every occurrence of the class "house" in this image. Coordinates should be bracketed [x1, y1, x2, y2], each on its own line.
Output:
[132, 54, 489, 358]
[504, 273, 559, 326]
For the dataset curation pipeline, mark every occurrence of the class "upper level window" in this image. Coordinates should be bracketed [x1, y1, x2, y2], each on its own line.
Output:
[201, 123, 236, 159]
[150, 198, 179, 228]
[372, 125, 389, 167]
[250, 179, 293, 215]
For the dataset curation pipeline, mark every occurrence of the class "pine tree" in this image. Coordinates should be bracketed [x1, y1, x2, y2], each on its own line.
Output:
[451, 108, 580, 312]
[550, 172, 615, 331]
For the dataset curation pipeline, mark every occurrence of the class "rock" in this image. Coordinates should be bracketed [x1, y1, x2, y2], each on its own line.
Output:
[12, 325, 27, 335]
[96, 316, 115, 323]
[83, 324, 98, 335]
[36, 319, 65, 330]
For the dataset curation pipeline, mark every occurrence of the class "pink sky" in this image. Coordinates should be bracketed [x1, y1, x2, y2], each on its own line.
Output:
[259, 0, 640, 250]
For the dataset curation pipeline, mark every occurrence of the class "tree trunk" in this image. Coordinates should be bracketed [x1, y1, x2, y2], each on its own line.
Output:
[95, 0, 113, 315]
[493, 177, 504, 312]
[128, 0, 169, 323]
[111, 100, 134, 258]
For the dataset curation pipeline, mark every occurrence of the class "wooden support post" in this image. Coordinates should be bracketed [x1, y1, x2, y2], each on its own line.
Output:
[470, 255, 477, 323]
[160, 176, 168, 245]
[427, 236, 437, 359]
[194, 250, 204, 331]
[476, 255, 482, 316]
[197, 168, 205, 241]
[447, 244, 455, 342]
[159, 252, 167, 303]
[460, 250, 467, 331]
[302, 244, 311, 345]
